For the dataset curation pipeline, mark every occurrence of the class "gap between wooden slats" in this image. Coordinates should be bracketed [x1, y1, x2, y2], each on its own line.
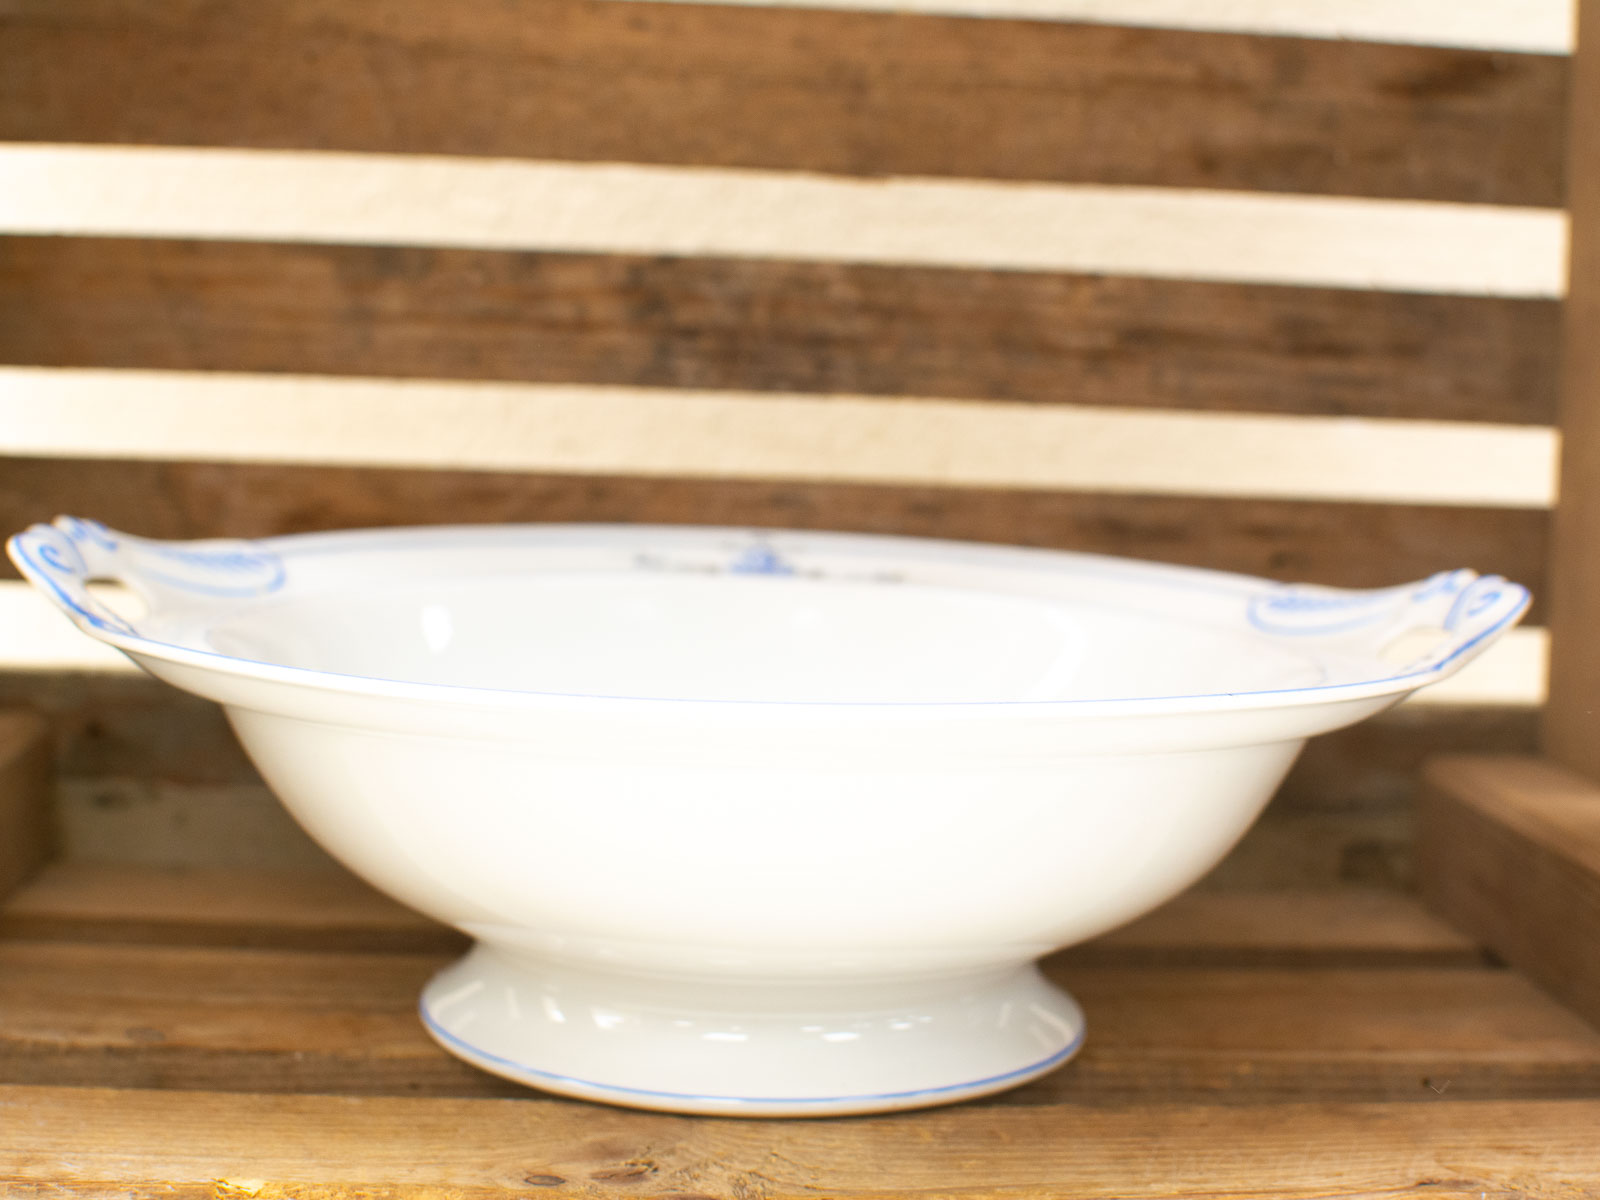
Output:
[0, 368, 1558, 506]
[0, 237, 1560, 427]
[0, 147, 1568, 296]
[0, 5, 1569, 206]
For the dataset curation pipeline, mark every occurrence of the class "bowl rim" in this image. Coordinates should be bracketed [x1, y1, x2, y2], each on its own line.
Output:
[7, 517, 1531, 718]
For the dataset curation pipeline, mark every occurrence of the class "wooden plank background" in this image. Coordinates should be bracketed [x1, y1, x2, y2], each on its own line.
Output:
[0, 0, 1569, 205]
[0, 0, 1569, 882]
[0, 237, 1561, 425]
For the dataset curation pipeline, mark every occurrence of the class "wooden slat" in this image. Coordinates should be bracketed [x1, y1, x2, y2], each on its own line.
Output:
[0, 863, 1479, 966]
[0, 663, 1540, 817]
[617, 0, 1580, 55]
[1070, 887, 1480, 966]
[0, 146, 1570, 298]
[1276, 703, 1540, 812]
[4, 1090, 1600, 1200]
[24, 778, 1456, 887]
[0, 237, 1561, 426]
[0, 368, 1557, 506]
[2, 942, 1596, 1104]
[1418, 755, 1600, 1031]
[4, 874, 1596, 1192]
[1547, 0, 1600, 774]
[0, 712, 52, 904]
[0, 459, 1552, 616]
[0, 0, 1568, 207]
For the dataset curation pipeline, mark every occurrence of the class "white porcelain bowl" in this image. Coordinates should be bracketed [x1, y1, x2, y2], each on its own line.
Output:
[9, 517, 1528, 1115]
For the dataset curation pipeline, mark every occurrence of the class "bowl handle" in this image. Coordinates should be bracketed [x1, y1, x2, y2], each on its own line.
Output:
[1246, 569, 1531, 677]
[5, 516, 285, 637]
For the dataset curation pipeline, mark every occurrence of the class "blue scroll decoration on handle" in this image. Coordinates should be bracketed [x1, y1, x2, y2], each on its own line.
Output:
[1246, 569, 1530, 678]
[5, 516, 286, 640]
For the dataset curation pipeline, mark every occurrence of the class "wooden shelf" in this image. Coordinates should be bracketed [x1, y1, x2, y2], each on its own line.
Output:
[4, 861, 1599, 1196]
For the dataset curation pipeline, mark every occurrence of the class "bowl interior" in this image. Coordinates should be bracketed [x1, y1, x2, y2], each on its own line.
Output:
[198, 571, 1325, 704]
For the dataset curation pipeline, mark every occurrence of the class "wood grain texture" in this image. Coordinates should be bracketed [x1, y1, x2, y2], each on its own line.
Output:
[0, 237, 1561, 425]
[0, 0, 1568, 206]
[3, 873, 1597, 1193]
[0, 863, 1479, 965]
[0, 458, 1552, 620]
[5, 1086, 1600, 1197]
[2, 940, 1595, 1104]
[1418, 755, 1600, 1031]
[1546, 0, 1600, 774]
[0, 711, 53, 903]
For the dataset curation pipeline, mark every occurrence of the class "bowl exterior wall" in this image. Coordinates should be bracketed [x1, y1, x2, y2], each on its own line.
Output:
[227, 705, 1300, 979]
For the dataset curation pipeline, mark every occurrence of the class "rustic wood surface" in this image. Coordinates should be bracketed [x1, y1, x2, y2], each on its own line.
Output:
[0, 870, 1596, 1108]
[1418, 755, 1600, 1032]
[1546, 0, 1600, 776]
[5, 1087, 1600, 1199]
[0, 0, 1567, 206]
[0, 459, 1551, 623]
[11, 945, 1588, 1103]
[4, 866, 1598, 1193]
[0, 712, 52, 904]
[0, 236, 1560, 426]
[0, 862, 1479, 964]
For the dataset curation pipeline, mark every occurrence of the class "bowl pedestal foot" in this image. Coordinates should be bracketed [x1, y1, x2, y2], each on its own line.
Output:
[419, 943, 1085, 1116]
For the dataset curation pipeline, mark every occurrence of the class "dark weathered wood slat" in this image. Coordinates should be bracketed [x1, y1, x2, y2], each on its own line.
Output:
[0, 0, 1568, 205]
[1419, 755, 1600, 1032]
[1277, 703, 1538, 814]
[0, 458, 1551, 621]
[0, 237, 1560, 425]
[0, 664, 1539, 842]
[1, 939, 1595, 1103]
[1547, 0, 1600, 769]
[0, 712, 53, 905]
[0, 864, 1479, 966]
[5, 1087, 1600, 1199]
[0, 864, 468, 955]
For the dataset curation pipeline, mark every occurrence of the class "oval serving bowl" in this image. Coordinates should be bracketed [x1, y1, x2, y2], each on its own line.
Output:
[8, 517, 1529, 1116]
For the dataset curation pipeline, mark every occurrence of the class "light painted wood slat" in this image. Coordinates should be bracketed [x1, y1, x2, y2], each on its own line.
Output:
[0, 146, 1568, 296]
[4, 1086, 1600, 1195]
[624, 0, 1576, 53]
[0, 367, 1559, 506]
[0, 236, 1560, 426]
[0, 3, 1568, 207]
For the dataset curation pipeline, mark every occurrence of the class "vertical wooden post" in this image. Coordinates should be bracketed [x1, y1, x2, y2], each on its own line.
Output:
[0, 711, 54, 902]
[1419, 2, 1600, 1028]
[1546, 0, 1600, 775]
